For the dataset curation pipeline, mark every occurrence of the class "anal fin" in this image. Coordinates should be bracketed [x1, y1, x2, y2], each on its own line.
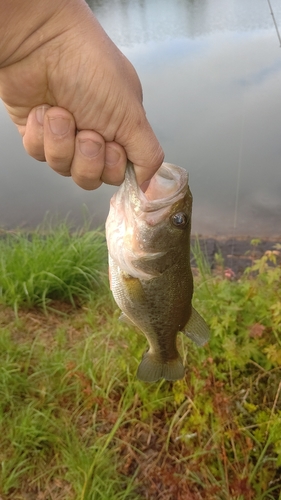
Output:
[182, 307, 210, 346]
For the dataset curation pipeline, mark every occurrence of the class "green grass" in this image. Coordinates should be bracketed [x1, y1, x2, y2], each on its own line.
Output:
[0, 226, 280, 499]
[0, 219, 107, 314]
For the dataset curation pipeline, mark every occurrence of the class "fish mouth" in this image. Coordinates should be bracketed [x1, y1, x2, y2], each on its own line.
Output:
[125, 161, 188, 213]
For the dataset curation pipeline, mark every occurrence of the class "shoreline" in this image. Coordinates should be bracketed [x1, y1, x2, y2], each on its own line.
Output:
[0, 227, 280, 277]
[191, 236, 280, 276]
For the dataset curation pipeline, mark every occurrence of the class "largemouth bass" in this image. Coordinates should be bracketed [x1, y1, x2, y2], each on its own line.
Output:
[105, 161, 209, 382]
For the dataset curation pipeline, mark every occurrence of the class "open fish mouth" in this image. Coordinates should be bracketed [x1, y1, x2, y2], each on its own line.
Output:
[105, 161, 191, 279]
[125, 161, 189, 214]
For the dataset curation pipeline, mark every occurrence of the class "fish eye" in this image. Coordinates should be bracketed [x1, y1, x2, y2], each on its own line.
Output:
[171, 212, 189, 229]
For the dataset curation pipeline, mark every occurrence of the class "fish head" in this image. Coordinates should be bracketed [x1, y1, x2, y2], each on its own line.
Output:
[105, 162, 192, 279]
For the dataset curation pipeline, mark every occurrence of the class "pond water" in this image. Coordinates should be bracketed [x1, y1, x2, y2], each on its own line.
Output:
[0, 0, 281, 236]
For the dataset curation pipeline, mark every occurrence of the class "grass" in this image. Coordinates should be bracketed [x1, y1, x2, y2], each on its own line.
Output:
[0, 223, 280, 499]
[0, 219, 107, 314]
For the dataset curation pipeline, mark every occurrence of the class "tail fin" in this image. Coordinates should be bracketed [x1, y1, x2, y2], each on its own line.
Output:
[137, 352, 185, 382]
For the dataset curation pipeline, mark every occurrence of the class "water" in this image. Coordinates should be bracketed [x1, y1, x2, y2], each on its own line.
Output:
[0, 0, 281, 236]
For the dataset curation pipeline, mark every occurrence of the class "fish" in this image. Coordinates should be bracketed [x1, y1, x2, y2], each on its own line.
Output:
[105, 161, 209, 382]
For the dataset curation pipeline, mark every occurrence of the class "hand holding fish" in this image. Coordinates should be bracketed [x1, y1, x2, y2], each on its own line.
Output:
[0, 0, 163, 188]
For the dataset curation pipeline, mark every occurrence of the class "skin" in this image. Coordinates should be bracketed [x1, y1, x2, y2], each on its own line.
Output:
[0, 0, 164, 189]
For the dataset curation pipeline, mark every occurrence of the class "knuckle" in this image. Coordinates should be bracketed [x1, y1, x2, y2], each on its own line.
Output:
[71, 168, 102, 190]
[74, 176, 102, 190]
[47, 151, 68, 164]
[23, 141, 46, 161]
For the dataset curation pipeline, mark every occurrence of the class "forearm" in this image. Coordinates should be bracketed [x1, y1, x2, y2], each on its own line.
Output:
[0, 0, 93, 68]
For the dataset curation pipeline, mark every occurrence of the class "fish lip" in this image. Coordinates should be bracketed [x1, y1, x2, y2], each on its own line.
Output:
[126, 161, 188, 213]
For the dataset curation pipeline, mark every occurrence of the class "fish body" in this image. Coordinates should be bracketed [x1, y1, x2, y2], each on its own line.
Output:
[105, 162, 209, 382]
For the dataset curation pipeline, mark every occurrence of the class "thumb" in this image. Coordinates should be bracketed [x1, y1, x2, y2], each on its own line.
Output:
[121, 118, 164, 186]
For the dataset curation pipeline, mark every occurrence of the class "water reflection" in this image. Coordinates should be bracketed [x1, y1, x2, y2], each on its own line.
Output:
[88, 0, 281, 44]
[0, 0, 281, 235]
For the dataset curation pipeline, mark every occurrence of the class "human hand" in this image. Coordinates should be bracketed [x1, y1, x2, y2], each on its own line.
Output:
[0, 0, 164, 189]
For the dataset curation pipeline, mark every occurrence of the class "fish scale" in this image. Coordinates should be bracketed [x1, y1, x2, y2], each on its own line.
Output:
[106, 162, 210, 382]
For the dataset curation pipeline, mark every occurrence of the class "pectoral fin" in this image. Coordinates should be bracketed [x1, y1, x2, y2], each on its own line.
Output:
[119, 312, 136, 326]
[120, 272, 146, 302]
[182, 307, 210, 346]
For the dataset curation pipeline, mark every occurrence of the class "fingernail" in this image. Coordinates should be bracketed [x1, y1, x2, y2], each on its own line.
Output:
[79, 139, 102, 158]
[35, 106, 48, 125]
[105, 147, 121, 166]
[48, 116, 71, 135]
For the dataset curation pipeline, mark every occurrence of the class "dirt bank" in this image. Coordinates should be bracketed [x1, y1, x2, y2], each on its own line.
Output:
[191, 236, 281, 276]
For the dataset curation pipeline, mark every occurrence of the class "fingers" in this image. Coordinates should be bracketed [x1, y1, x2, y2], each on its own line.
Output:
[23, 106, 76, 175]
[22, 106, 127, 189]
[22, 105, 51, 161]
[117, 111, 164, 187]
[71, 132, 126, 190]
[102, 142, 127, 185]
[44, 108, 76, 176]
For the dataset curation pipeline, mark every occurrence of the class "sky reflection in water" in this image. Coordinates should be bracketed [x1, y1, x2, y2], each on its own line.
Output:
[0, 0, 281, 235]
